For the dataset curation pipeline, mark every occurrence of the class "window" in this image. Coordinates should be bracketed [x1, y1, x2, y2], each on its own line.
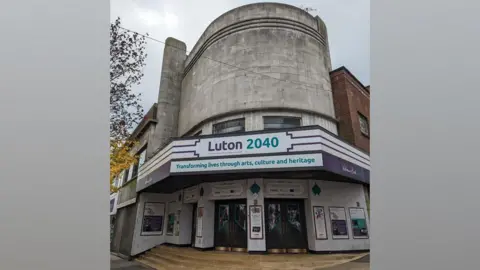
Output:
[113, 177, 119, 188]
[358, 113, 369, 136]
[126, 164, 133, 181]
[132, 163, 139, 179]
[212, 118, 245, 134]
[263, 116, 301, 130]
[132, 148, 146, 179]
[138, 148, 147, 168]
[117, 171, 125, 187]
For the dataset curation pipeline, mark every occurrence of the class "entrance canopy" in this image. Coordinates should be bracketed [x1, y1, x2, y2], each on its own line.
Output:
[136, 126, 370, 193]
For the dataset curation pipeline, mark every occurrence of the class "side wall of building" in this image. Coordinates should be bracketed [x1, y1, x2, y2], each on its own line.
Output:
[331, 68, 370, 153]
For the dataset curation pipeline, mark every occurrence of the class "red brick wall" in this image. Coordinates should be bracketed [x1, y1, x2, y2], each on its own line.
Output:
[330, 67, 370, 153]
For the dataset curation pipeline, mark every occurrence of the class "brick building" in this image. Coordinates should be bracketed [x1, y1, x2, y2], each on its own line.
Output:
[330, 66, 370, 153]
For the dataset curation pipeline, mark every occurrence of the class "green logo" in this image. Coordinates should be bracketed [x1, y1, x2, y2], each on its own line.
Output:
[312, 183, 321, 196]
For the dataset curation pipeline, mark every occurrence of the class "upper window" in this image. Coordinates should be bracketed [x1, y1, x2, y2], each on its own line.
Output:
[263, 116, 301, 130]
[121, 169, 129, 185]
[358, 113, 369, 136]
[138, 148, 147, 168]
[131, 147, 147, 180]
[113, 177, 119, 188]
[127, 164, 134, 181]
[132, 163, 139, 179]
[117, 171, 125, 187]
[212, 118, 245, 134]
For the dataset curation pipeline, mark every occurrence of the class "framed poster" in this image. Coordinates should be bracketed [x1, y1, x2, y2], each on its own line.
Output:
[313, 206, 328, 240]
[174, 210, 181, 236]
[141, 202, 165, 236]
[249, 205, 264, 240]
[329, 207, 349, 239]
[349, 208, 369, 239]
[166, 213, 175, 235]
[196, 207, 204, 238]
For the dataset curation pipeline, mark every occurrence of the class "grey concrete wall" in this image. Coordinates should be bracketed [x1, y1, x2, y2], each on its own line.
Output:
[131, 192, 175, 256]
[145, 124, 157, 160]
[315, 16, 332, 71]
[178, 3, 335, 136]
[150, 37, 186, 153]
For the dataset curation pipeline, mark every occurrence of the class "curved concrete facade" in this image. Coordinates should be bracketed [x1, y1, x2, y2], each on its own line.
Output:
[178, 3, 336, 136]
[186, 110, 339, 137]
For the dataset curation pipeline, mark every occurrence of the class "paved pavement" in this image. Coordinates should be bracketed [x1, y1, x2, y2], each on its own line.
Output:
[112, 249, 370, 270]
[136, 245, 369, 270]
[111, 255, 151, 270]
[322, 254, 370, 270]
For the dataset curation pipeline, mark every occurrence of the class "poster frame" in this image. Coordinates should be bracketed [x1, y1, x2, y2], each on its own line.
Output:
[140, 202, 165, 236]
[312, 206, 328, 240]
[348, 207, 369, 239]
[248, 205, 264, 240]
[328, 206, 350, 240]
[166, 212, 175, 236]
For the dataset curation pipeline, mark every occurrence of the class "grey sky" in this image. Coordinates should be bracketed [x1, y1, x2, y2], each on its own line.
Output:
[111, 0, 370, 112]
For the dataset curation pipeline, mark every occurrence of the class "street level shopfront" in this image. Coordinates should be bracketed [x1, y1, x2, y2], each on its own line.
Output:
[129, 126, 370, 255]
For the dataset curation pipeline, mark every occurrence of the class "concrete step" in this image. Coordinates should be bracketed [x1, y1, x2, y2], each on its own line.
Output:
[136, 245, 369, 270]
[147, 250, 246, 268]
[138, 254, 247, 270]
[140, 254, 191, 269]
[149, 248, 250, 266]
[153, 247, 352, 266]
[153, 246, 254, 260]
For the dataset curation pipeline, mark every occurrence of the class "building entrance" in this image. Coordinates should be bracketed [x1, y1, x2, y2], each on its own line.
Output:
[214, 199, 247, 252]
[264, 199, 308, 253]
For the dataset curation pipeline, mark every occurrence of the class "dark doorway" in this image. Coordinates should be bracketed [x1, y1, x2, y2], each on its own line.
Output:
[191, 203, 197, 247]
[264, 199, 308, 253]
[214, 199, 248, 251]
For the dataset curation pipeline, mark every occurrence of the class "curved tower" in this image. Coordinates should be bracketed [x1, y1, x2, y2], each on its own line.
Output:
[178, 3, 337, 136]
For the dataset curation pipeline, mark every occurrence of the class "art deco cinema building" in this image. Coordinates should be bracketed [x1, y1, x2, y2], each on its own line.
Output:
[111, 3, 370, 257]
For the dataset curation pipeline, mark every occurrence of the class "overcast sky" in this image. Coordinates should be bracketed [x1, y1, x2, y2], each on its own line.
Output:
[111, 0, 370, 112]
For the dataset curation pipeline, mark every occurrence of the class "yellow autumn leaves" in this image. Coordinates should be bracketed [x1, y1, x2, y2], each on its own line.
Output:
[110, 139, 138, 193]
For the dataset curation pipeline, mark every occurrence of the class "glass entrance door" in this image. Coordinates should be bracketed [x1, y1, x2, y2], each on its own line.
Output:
[265, 199, 307, 253]
[214, 200, 247, 251]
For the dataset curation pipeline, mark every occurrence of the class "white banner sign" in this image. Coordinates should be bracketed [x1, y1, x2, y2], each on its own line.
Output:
[171, 153, 323, 173]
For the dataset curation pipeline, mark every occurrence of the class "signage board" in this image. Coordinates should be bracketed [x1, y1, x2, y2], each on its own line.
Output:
[136, 126, 371, 192]
[170, 153, 323, 174]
